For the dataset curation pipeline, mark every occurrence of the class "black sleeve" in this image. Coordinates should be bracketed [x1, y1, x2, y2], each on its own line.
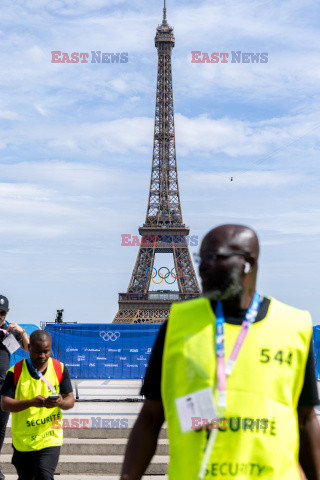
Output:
[298, 336, 320, 406]
[0, 371, 16, 398]
[140, 321, 167, 400]
[60, 366, 73, 395]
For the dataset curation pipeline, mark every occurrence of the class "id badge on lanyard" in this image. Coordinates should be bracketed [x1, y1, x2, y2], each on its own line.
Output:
[0, 323, 21, 354]
[2, 334, 20, 354]
[197, 292, 261, 480]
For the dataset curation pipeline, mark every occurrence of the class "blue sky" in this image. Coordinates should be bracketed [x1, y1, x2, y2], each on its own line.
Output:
[1, 0, 320, 325]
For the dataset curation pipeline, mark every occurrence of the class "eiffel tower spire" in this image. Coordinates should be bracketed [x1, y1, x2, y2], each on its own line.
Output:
[113, 3, 200, 324]
[162, 0, 167, 25]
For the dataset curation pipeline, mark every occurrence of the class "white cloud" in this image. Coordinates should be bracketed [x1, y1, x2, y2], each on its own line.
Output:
[0, 110, 21, 120]
[1, 161, 146, 194]
[176, 112, 320, 162]
[0, 117, 154, 156]
[34, 104, 48, 116]
[26, 45, 46, 62]
[0, 161, 149, 242]
[1, 110, 319, 163]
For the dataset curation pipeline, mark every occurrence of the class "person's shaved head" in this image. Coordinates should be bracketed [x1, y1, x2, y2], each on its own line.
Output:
[30, 330, 52, 346]
[201, 224, 259, 259]
[199, 224, 260, 307]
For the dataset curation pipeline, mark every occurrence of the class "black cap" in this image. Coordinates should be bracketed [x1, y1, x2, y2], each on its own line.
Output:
[0, 296, 9, 312]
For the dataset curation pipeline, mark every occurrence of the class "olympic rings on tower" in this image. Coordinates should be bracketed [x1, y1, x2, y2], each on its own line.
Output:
[145, 267, 183, 284]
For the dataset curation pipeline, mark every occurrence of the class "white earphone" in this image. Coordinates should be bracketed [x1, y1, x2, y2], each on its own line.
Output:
[244, 262, 251, 274]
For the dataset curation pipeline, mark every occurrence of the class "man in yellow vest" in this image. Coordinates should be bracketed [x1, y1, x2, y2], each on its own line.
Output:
[0, 330, 74, 480]
[120, 224, 320, 480]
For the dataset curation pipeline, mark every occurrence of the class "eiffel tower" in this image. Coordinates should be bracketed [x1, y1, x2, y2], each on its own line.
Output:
[113, 1, 200, 324]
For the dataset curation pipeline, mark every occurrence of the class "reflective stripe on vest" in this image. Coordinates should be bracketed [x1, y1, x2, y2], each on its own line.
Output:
[161, 297, 312, 480]
[9, 357, 64, 451]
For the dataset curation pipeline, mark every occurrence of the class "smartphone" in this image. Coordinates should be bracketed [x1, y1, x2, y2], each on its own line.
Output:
[48, 394, 60, 400]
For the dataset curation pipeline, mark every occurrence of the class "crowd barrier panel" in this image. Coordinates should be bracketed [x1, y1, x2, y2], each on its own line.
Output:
[45, 323, 161, 379]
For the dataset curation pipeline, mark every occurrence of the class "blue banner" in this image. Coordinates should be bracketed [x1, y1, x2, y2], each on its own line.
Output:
[45, 323, 161, 379]
[14, 324, 320, 381]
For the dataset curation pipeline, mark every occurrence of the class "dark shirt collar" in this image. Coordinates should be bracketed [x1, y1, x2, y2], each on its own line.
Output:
[210, 297, 271, 325]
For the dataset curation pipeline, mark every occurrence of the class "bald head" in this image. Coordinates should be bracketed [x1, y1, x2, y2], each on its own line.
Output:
[30, 330, 52, 346]
[201, 224, 259, 260]
[199, 224, 259, 305]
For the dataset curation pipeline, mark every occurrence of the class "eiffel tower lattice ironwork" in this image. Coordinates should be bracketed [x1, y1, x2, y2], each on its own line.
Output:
[113, 2, 200, 324]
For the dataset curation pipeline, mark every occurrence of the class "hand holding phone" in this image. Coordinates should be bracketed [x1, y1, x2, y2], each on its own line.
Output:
[48, 394, 60, 400]
[43, 393, 62, 408]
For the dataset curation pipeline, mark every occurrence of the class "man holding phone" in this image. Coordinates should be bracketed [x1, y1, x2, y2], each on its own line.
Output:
[0, 330, 74, 480]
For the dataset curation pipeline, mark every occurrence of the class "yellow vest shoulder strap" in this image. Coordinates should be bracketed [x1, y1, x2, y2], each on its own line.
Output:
[13, 358, 64, 386]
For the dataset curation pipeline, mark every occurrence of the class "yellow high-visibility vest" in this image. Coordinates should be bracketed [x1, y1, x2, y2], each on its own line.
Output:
[9, 358, 64, 451]
[161, 297, 312, 479]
